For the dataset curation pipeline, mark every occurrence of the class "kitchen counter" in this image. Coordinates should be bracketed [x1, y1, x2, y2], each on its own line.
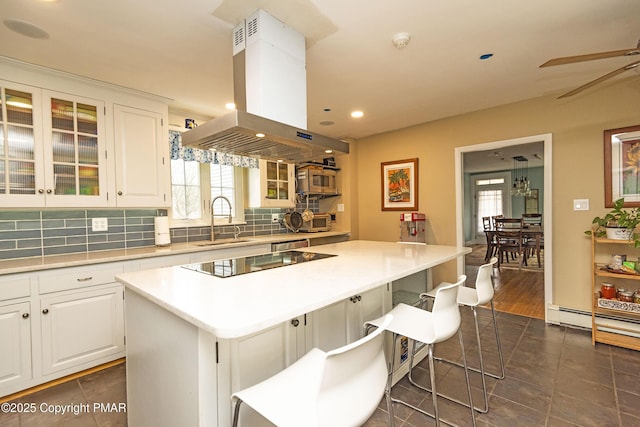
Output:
[116, 240, 469, 338]
[0, 231, 349, 275]
[118, 240, 470, 427]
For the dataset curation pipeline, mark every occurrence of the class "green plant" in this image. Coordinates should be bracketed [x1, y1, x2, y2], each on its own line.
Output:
[585, 198, 640, 247]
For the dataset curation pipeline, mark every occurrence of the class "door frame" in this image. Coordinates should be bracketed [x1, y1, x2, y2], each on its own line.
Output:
[454, 133, 553, 322]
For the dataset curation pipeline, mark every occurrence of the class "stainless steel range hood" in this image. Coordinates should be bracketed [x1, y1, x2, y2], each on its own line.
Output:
[181, 9, 349, 164]
[181, 109, 349, 163]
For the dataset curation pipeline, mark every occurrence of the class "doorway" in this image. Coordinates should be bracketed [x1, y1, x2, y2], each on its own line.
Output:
[454, 134, 552, 322]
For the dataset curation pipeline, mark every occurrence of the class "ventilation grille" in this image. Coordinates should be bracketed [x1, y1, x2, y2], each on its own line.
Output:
[247, 16, 259, 38]
[233, 25, 245, 50]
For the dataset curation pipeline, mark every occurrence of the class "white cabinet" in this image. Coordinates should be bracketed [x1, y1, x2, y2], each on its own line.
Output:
[310, 285, 388, 352]
[113, 104, 169, 207]
[248, 160, 295, 208]
[0, 81, 44, 207]
[0, 301, 32, 390]
[224, 315, 307, 427]
[39, 285, 124, 375]
[41, 90, 108, 206]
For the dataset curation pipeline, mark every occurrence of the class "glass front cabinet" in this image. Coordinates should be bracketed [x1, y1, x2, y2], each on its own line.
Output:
[0, 82, 107, 207]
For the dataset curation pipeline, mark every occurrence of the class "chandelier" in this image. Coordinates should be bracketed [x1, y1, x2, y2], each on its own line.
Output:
[511, 156, 531, 197]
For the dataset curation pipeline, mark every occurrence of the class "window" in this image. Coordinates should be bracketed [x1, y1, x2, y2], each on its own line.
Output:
[171, 158, 201, 220]
[170, 159, 244, 225]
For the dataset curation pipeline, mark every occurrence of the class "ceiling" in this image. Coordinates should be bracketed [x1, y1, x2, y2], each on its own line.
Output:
[1, 0, 639, 142]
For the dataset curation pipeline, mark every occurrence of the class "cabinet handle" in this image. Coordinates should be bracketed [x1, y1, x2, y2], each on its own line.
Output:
[291, 319, 300, 327]
[46, 189, 52, 194]
[22, 313, 29, 319]
[118, 191, 123, 196]
[76, 277, 93, 282]
[38, 189, 44, 194]
[42, 309, 49, 315]
[350, 295, 362, 303]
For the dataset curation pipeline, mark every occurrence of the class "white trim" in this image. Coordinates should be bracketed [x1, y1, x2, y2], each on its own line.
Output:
[455, 133, 553, 322]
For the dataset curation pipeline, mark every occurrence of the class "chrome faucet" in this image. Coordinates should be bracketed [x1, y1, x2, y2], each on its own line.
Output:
[211, 195, 232, 241]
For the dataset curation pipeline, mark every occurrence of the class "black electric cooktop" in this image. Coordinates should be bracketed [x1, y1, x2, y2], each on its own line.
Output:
[181, 250, 336, 278]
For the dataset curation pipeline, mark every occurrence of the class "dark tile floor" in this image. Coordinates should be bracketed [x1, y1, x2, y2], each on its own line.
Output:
[1, 309, 639, 427]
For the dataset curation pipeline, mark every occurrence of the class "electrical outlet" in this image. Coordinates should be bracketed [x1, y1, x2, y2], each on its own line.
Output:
[92, 217, 108, 232]
[337, 204, 345, 212]
[271, 214, 279, 222]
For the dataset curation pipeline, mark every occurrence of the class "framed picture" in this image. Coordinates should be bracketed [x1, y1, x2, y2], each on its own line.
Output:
[604, 125, 640, 207]
[381, 158, 418, 211]
[525, 189, 539, 213]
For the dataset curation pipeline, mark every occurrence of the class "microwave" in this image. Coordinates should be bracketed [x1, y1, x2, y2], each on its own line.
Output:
[297, 167, 338, 195]
[299, 213, 332, 232]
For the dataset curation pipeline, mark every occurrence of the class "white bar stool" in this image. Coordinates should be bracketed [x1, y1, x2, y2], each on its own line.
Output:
[423, 257, 504, 414]
[366, 276, 476, 427]
[231, 314, 393, 427]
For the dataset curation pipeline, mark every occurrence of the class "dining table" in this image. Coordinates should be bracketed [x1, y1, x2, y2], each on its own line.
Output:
[484, 224, 543, 267]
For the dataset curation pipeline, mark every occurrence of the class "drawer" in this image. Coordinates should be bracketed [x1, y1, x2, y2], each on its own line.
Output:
[38, 263, 124, 294]
[0, 275, 31, 301]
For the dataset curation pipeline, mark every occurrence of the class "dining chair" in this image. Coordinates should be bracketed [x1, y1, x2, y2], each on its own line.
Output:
[482, 216, 498, 262]
[494, 217, 525, 270]
[230, 314, 393, 427]
[522, 214, 543, 266]
[423, 257, 504, 413]
[365, 276, 476, 427]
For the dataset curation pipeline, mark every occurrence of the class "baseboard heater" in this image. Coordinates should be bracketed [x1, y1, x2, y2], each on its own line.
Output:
[553, 305, 640, 335]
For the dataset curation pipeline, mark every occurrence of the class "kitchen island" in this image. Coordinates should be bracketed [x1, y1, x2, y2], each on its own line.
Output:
[115, 240, 470, 427]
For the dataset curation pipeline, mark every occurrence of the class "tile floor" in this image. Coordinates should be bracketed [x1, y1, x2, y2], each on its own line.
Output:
[1, 308, 639, 427]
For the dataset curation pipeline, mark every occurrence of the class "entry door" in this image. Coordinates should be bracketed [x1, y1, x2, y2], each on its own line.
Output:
[472, 172, 511, 244]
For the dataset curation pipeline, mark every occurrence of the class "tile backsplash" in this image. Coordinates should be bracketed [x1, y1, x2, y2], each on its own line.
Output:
[0, 201, 318, 261]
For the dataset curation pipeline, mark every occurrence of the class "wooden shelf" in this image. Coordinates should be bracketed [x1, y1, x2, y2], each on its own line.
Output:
[591, 234, 640, 351]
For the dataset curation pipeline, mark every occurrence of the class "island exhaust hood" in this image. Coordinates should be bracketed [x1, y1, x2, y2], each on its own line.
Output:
[182, 10, 349, 163]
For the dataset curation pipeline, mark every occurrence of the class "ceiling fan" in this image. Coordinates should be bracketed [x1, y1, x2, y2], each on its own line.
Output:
[540, 38, 640, 98]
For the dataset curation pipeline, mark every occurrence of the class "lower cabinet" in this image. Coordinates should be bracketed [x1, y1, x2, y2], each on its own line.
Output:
[0, 301, 32, 391]
[310, 285, 390, 352]
[40, 285, 124, 375]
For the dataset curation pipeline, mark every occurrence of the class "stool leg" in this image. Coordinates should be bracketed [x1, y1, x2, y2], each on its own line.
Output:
[232, 399, 242, 427]
[490, 300, 506, 380]
[458, 328, 477, 427]
[471, 306, 489, 413]
[427, 343, 440, 426]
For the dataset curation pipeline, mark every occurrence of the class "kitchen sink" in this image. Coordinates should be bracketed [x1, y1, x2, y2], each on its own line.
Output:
[194, 238, 253, 247]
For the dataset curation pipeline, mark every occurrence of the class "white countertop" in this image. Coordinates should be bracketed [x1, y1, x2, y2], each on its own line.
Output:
[115, 240, 470, 339]
[0, 231, 349, 275]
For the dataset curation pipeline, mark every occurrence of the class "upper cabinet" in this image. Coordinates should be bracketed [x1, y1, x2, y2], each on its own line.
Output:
[248, 159, 295, 208]
[42, 90, 108, 206]
[113, 104, 168, 207]
[0, 59, 170, 209]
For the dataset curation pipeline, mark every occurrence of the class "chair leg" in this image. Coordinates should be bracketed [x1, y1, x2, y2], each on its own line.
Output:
[458, 329, 477, 427]
[471, 307, 488, 413]
[427, 344, 440, 426]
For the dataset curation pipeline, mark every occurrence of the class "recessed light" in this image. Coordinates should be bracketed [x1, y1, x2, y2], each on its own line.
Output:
[319, 121, 334, 126]
[351, 111, 364, 118]
[479, 53, 494, 60]
[323, 108, 331, 112]
[3, 19, 50, 39]
[255, 132, 265, 138]
[225, 102, 236, 110]
[325, 150, 333, 154]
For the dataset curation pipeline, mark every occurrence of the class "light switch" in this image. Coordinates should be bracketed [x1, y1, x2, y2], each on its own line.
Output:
[573, 199, 589, 211]
[337, 204, 345, 212]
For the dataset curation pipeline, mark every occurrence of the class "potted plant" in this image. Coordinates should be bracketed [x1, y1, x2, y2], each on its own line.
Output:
[585, 198, 640, 247]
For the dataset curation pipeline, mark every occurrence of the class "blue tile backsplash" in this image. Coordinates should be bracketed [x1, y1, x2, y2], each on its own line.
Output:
[0, 200, 318, 261]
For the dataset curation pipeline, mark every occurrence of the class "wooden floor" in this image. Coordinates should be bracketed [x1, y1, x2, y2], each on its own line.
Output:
[465, 245, 545, 320]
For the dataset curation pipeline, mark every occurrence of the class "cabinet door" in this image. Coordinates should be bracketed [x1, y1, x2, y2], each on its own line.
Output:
[42, 90, 107, 206]
[0, 301, 32, 390]
[310, 298, 349, 352]
[230, 319, 299, 427]
[347, 286, 385, 343]
[248, 160, 295, 208]
[40, 285, 124, 375]
[113, 104, 169, 207]
[0, 81, 45, 207]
